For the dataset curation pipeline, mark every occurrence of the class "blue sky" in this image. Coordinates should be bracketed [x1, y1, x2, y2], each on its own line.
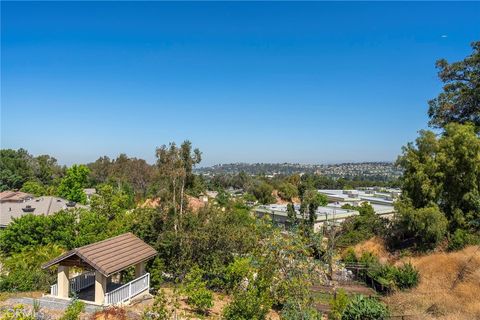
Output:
[2, 2, 479, 166]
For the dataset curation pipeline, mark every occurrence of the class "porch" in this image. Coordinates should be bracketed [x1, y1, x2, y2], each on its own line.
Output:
[42, 233, 157, 306]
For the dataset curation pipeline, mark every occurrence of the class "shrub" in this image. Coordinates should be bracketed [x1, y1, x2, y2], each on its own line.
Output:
[0, 305, 36, 320]
[394, 263, 419, 290]
[448, 229, 480, 251]
[222, 280, 271, 320]
[59, 299, 84, 320]
[142, 289, 172, 320]
[225, 257, 252, 292]
[182, 266, 213, 314]
[391, 203, 448, 251]
[342, 248, 357, 265]
[341, 295, 389, 320]
[281, 298, 322, 320]
[329, 289, 350, 320]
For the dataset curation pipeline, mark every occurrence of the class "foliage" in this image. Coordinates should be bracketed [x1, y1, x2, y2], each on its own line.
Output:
[149, 258, 166, 291]
[277, 182, 298, 201]
[90, 183, 133, 219]
[224, 257, 253, 292]
[222, 277, 271, 320]
[391, 202, 448, 250]
[0, 305, 36, 320]
[59, 299, 85, 320]
[88, 154, 155, 198]
[329, 289, 350, 320]
[397, 122, 480, 233]
[447, 229, 480, 251]
[142, 289, 172, 320]
[20, 181, 46, 196]
[427, 41, 480, 130]
[0, 244, 64, 292]
[0, 149, 63, 191]
[393, 263, 419, 290]
[0, 212, 76, 254]
[338, 203, 386, 246]
[341, 295, 389, 320]
[250, 181, 275, 204]
[57, 165, 90, 203]
[181, 266, 213, 314]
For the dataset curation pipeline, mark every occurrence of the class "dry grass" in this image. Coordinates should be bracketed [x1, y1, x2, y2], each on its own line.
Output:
[353, 238, 480, 320]
[353, 237, 394, 264]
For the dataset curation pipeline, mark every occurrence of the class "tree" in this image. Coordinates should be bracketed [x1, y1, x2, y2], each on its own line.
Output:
[397, 130, 440, 208]
[286, 203, 298, 229]
[278, 182, 298, 201]
[428, 41, 480, 130]
[392, 202, 448, 250]
[57, 165, 90, 203]
[20, 181, 46, 196]
[301, 189, 328, 231]
[181, 266, 213, 314]
[223, 276, 272, 320]
[397, 123, 480, 231]
[249, 181, 275, 204]
[90, 183, 132, 220]
[0, 149, 35, 191]
[436, 123, 480, 228]
[34, 154, 63, 186]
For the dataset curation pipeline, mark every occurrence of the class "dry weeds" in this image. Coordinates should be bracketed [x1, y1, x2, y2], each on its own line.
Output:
[354, 238, 480, 320]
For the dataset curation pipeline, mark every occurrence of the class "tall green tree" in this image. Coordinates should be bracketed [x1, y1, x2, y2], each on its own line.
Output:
[428, 41, 480, 130]
[0, 149, 35, 191]
[57, 164, 90, 203]
[397, 123, 480, 231]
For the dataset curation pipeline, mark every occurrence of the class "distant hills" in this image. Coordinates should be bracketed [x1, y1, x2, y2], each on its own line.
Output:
[196, 162, 402, 181]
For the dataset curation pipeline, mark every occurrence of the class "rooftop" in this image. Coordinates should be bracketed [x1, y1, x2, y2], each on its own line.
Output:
[42, 232, 157, 277]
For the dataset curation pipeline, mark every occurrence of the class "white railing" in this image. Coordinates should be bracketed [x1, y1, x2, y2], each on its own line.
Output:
[50, 283, 58, 296]
[105, 273, 150, 305]
[70, 271, 95, 292]
[49, 271, 95, 296]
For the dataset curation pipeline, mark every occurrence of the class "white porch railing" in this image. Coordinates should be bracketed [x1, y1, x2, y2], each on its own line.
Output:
[49, 271, 95, 296]
[50, 283, 58, 296]
[105, 273, 150, 305]
[70, 271, 95, 292]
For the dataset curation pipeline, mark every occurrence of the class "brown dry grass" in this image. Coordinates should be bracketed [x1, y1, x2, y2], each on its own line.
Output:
[353, 238, 480, 320]
[353, 237, 394, 264]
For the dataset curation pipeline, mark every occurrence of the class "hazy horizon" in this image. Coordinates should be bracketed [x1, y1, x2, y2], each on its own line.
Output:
[2, 2, 479, 166]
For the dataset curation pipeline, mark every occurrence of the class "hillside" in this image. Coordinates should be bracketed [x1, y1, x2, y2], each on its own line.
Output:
[354, 239, 480, 320]
[196, 162, 401, 181]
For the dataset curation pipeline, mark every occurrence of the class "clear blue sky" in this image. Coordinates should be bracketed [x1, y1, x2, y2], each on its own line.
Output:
[1, 2, 479, 166]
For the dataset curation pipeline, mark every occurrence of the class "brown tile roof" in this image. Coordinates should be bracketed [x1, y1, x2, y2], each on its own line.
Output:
[42, 233, 157, 276]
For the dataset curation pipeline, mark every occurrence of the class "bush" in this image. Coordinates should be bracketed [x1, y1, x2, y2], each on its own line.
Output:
[142, 289, 172, 320]
[329, 289, 350, 320]
[0, 244, 64, 292]
[0, 305, 35, 320]
[391, 203, 448, 251]
[222, 280, 271, 320]
[225, 257, 252, 292]
[59, 299, 84, 320]
[394, 263, 419, 290]
[341, 295, 389, 320]
[182, 266, 213, 314]
[342, 248, 357, 265]
[448, 229, 480, 251]
[281, 298, 322, 320]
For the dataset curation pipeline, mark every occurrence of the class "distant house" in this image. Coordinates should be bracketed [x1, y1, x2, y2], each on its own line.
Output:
[0, 192, 86, 228]
[83, 188, 97, 202]
[0, 191, 33, 203]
